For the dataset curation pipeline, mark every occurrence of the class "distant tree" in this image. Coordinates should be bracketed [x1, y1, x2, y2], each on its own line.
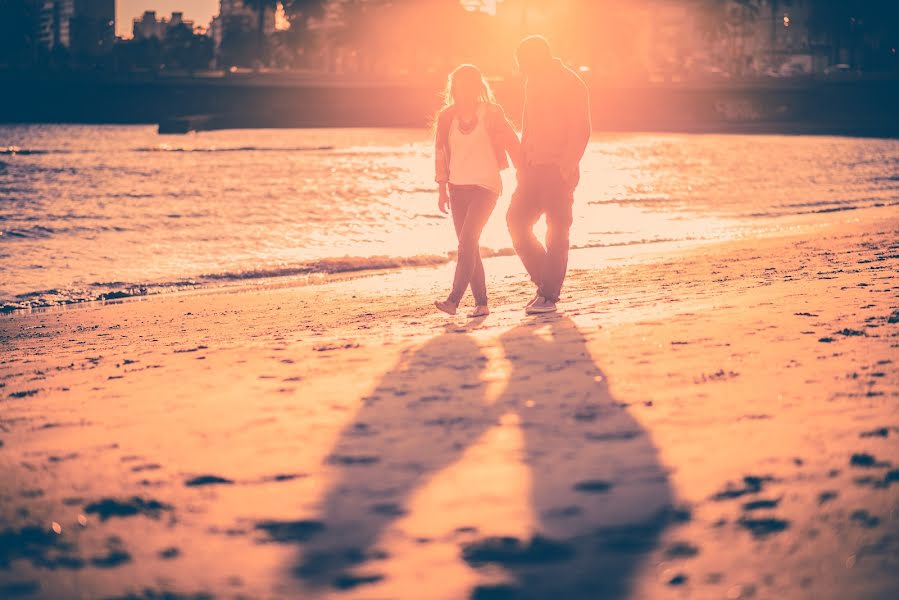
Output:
[113, 37, 164, 72]
[281, 0, 330, 68]
[220, 17, 258, 68]
[164, 24, 214, 73]
[233, 0, 329, 68]
[253, 0, 276, 67]
[283, 0, 329, 28]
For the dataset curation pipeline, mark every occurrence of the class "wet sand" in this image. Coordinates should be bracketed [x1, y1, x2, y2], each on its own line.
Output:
[1, 208, 897, 599]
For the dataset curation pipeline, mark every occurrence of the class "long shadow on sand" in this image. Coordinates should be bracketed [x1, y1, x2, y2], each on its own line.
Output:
[289, 316, 678, 599]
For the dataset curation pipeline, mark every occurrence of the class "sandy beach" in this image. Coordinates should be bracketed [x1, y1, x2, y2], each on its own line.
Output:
[1, 207, 897, 599]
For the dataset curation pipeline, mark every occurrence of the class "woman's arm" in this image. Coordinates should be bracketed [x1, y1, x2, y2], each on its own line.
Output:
[434, 109, 451, 184]
[434, 109, 451, 213]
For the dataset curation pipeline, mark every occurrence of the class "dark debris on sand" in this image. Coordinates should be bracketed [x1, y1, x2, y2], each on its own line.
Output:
[255, 519, 326, 543]
[818, 491, 839, 504]
[742, 498, 781, 511]
[665, 541, 700, 559]
[860, 427, 890, 438]
[184, 475, 234, 487]
[852, 471, 899, 489]
[327, 454, 380, 466]
[370, 503, 407, 517]
[103, 590, 214, 600]
[712, 475, 774, 500]
[158, 546, 180, 559]
[850, 453, 890, 468]
[261, 473, 306, 483]
[850, 509, 881, 528]
[738, 516, 790, 538]
[462, 535, 574, 566]
[572, 479, 613, 493]
[0, 524, 82, 570]
[91, 549, 132, 568]
[835, 328, 866, 337]
[84, 497, 172, 521]
[332, 572, 385, 590]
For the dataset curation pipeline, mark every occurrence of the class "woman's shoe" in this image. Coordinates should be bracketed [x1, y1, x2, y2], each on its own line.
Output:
[435, 299, 458, 315]
[467, 305, 489, 318]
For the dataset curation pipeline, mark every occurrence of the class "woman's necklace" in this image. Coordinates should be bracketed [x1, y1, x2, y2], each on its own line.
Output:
[457, 110, 478, 134]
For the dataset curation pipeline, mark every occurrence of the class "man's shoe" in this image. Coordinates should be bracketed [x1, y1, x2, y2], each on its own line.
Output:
[525, 297, 557, 314]
[525, 293, 540, 308]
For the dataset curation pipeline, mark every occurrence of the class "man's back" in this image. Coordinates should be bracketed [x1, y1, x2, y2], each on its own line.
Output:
[521, 59, 591, 169]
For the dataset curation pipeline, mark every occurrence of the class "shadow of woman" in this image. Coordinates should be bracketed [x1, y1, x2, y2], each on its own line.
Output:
[461, 316, 677, 599]
[292, 317, 676, 599]
[292, 325, 499, 589]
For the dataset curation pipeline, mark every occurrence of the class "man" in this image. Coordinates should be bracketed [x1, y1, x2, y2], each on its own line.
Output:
[507, 35, 591, 314]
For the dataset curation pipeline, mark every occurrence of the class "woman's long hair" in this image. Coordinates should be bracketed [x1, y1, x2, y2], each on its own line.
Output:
[441, 64, 496, 110]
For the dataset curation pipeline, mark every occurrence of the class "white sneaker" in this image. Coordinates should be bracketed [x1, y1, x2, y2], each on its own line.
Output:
[525, 297, 557, 314]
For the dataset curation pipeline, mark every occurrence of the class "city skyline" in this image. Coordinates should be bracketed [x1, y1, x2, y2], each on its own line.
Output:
[118, 0, 218, 36]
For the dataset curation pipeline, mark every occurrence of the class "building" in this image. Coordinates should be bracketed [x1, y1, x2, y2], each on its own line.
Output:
[133, 11, 165, 40]
[644, 0, 845, 79]
[34, 0, 113, 56]
[35, 0, 73, 50]
[133, 11, 196, 41]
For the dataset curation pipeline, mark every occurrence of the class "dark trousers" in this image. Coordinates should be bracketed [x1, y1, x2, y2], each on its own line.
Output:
[448, 185, 497, 306]
[506, 165, 576, 303]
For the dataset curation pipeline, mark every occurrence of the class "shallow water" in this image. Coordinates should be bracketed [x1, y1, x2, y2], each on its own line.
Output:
[1, 125, 897, 310]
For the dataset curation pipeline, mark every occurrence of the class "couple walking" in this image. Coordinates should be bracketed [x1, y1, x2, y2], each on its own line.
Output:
[434, 35, 591, 317]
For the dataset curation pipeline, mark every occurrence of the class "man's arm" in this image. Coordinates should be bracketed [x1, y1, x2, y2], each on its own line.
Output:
[560, 73, 591, 173]
[519, 81, 531, 167]
[489, 104, 522, 170]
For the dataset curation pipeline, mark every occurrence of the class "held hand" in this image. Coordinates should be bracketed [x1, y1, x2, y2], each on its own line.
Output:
[438, 192, 450, 214]
[559, 163, 578, 186]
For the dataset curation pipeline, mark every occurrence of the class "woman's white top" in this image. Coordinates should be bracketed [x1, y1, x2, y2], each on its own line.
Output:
[448, 104, 502, 195]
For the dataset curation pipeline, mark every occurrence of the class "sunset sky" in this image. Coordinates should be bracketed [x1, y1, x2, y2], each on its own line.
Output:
[118, 0, 219, 37]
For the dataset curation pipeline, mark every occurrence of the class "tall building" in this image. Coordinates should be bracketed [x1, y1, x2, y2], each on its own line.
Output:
[34, 0, 113, 56]
[35, 0, 73, 50]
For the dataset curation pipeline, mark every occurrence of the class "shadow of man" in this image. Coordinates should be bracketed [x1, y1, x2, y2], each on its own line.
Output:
[294, 317, 676, 599]
[461, 316, 676, 599]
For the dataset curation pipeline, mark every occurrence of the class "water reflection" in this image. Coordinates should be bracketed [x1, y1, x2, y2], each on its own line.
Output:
[1, 126, 897, 306]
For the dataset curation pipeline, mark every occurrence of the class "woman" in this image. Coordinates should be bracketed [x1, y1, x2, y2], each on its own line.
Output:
[434, 64, 520, 317]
